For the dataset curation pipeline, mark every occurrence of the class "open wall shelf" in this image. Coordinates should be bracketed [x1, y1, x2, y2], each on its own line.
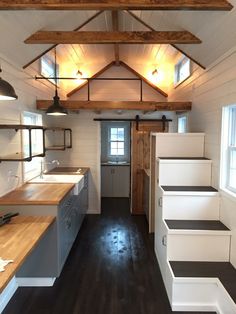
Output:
[0, 125, 72, 163]
[0, 124, 45, 162]
[44, 128, 72, 151]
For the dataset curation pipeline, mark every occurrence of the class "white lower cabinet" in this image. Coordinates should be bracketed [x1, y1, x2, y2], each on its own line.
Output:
[101, 165, 130, 197]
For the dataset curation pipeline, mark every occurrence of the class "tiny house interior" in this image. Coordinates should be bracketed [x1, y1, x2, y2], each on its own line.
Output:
[0, 2, 236, 313]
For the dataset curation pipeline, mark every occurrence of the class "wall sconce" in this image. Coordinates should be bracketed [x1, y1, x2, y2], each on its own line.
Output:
[152, 68, 158, 76]
[77, 69, 83, 77]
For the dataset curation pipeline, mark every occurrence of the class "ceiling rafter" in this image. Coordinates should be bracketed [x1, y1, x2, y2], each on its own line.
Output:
[24, 30, 202, 45]
[36, 100, 192, 111]
[22, 10, 104, 69]
[126, 10, 206, 70]
[0, 0, 232, 11]
[66, 60, 168, 98]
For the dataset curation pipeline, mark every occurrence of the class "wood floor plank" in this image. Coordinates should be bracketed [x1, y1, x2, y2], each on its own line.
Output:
[3, 197, 216, 314]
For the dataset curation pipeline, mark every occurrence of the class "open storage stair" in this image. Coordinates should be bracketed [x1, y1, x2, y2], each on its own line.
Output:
[154, 133, 236, 313]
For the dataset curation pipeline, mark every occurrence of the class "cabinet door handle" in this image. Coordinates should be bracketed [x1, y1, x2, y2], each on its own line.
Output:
[162, 235, 167, 247]
[158, 197, 163, 207]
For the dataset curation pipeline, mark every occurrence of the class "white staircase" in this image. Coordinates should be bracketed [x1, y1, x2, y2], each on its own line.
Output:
[154, 133, 236, 313]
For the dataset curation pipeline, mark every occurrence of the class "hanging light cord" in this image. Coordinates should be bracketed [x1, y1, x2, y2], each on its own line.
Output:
[54, 48, 58, 96]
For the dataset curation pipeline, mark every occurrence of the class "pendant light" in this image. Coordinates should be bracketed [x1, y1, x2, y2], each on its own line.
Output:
[46, 49, 68, 116]
[0, 63, 18, 100]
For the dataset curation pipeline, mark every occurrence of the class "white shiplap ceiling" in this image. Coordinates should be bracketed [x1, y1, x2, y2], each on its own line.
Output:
[0, 4, 235, 95]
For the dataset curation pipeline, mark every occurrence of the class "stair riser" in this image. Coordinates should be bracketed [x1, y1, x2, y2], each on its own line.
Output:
[162, 195, 220, 220]
[167, 234, 230, 261]
[171, 278, 236, 313]
[159, 162, 212, 186]
[156, 133, 205, 157]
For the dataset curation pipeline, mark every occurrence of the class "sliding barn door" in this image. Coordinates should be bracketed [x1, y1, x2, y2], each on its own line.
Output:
[131, 121, 168, 214]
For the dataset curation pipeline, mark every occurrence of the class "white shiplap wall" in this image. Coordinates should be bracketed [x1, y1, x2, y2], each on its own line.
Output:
[168, 47, 236, 268]
[0, 54, 55, 197]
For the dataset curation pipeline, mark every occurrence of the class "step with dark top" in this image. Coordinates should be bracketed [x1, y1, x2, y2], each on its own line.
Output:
[161, 186, 218, 192]
[165, 220, 230, 231]
[170, 261, 236, 303]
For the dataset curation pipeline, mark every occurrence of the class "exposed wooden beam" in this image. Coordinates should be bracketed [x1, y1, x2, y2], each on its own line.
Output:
[119, 61, 168, 97]
[126, 10, 206, 70]
[36, 100, 192, 111]
[112, 11, 120, 65]
[24, 31, 202, 45]
[0, 1, 232, 11]
[22, 10, 104, 69]
[67, 61, 115, 97]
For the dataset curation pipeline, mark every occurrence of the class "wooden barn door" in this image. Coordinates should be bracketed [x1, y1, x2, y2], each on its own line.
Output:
[131, 121, 168, 214]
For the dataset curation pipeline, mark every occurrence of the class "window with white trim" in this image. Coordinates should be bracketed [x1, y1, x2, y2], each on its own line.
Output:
[109, 127, 125, 156]
[174, 56, 191, 86]
[22, 112, 43, 181]
[178, 116, 187, 133]
[101, 122, 130, 163]
[221, 105, 236, 194]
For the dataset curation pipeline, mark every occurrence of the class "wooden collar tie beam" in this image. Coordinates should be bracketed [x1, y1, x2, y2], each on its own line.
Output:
[0, 0, 232, 11]
[24, 31, 202, 45]
[36, 100, 192, 112]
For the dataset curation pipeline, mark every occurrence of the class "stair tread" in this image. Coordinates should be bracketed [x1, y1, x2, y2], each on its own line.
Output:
[159, 157, 210, 160]
[170, 261, 236, 303]
[165, 220, 230, 231]
[161, 186, 218, 192]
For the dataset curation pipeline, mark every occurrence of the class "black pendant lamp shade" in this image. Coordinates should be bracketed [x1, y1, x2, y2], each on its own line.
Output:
[0, 68, 18, 100]
[46, 48, 68, 116]
[46, 89, 68, 116]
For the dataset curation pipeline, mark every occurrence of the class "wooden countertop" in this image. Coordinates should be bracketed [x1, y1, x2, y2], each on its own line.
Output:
[47, 167, 89, 176]
[0, 183, 75, 205]
[0, 215, 55, 293]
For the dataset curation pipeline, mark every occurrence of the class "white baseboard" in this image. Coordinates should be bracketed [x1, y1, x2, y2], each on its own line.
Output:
[0, 277, 18, 313]
[17, 277, 56, 287]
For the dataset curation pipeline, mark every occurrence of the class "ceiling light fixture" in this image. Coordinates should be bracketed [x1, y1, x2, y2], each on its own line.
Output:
[0, 63, 18, 100]
[46, 49, 68, 116]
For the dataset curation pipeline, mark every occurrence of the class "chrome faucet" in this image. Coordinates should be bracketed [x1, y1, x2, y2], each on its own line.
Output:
[40, 159, 60, 178]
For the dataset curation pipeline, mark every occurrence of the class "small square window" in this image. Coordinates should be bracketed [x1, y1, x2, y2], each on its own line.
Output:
[175, 57, 191, 86]
[40, 54, 59, 85]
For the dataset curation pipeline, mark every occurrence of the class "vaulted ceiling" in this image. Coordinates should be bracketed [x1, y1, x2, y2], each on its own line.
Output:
[0, 1, 235, 98]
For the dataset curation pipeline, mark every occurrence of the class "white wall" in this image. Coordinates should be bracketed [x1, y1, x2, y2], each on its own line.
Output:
[168, 47, 236, 268]
[0, 55, 54, 197]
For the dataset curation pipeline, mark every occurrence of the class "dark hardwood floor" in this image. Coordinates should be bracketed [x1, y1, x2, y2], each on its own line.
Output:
[4, 198, 215, 314]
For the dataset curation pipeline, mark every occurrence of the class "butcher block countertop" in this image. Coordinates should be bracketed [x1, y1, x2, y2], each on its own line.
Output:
[0, 215, 55, 292]
[0, 183, 75, 205]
